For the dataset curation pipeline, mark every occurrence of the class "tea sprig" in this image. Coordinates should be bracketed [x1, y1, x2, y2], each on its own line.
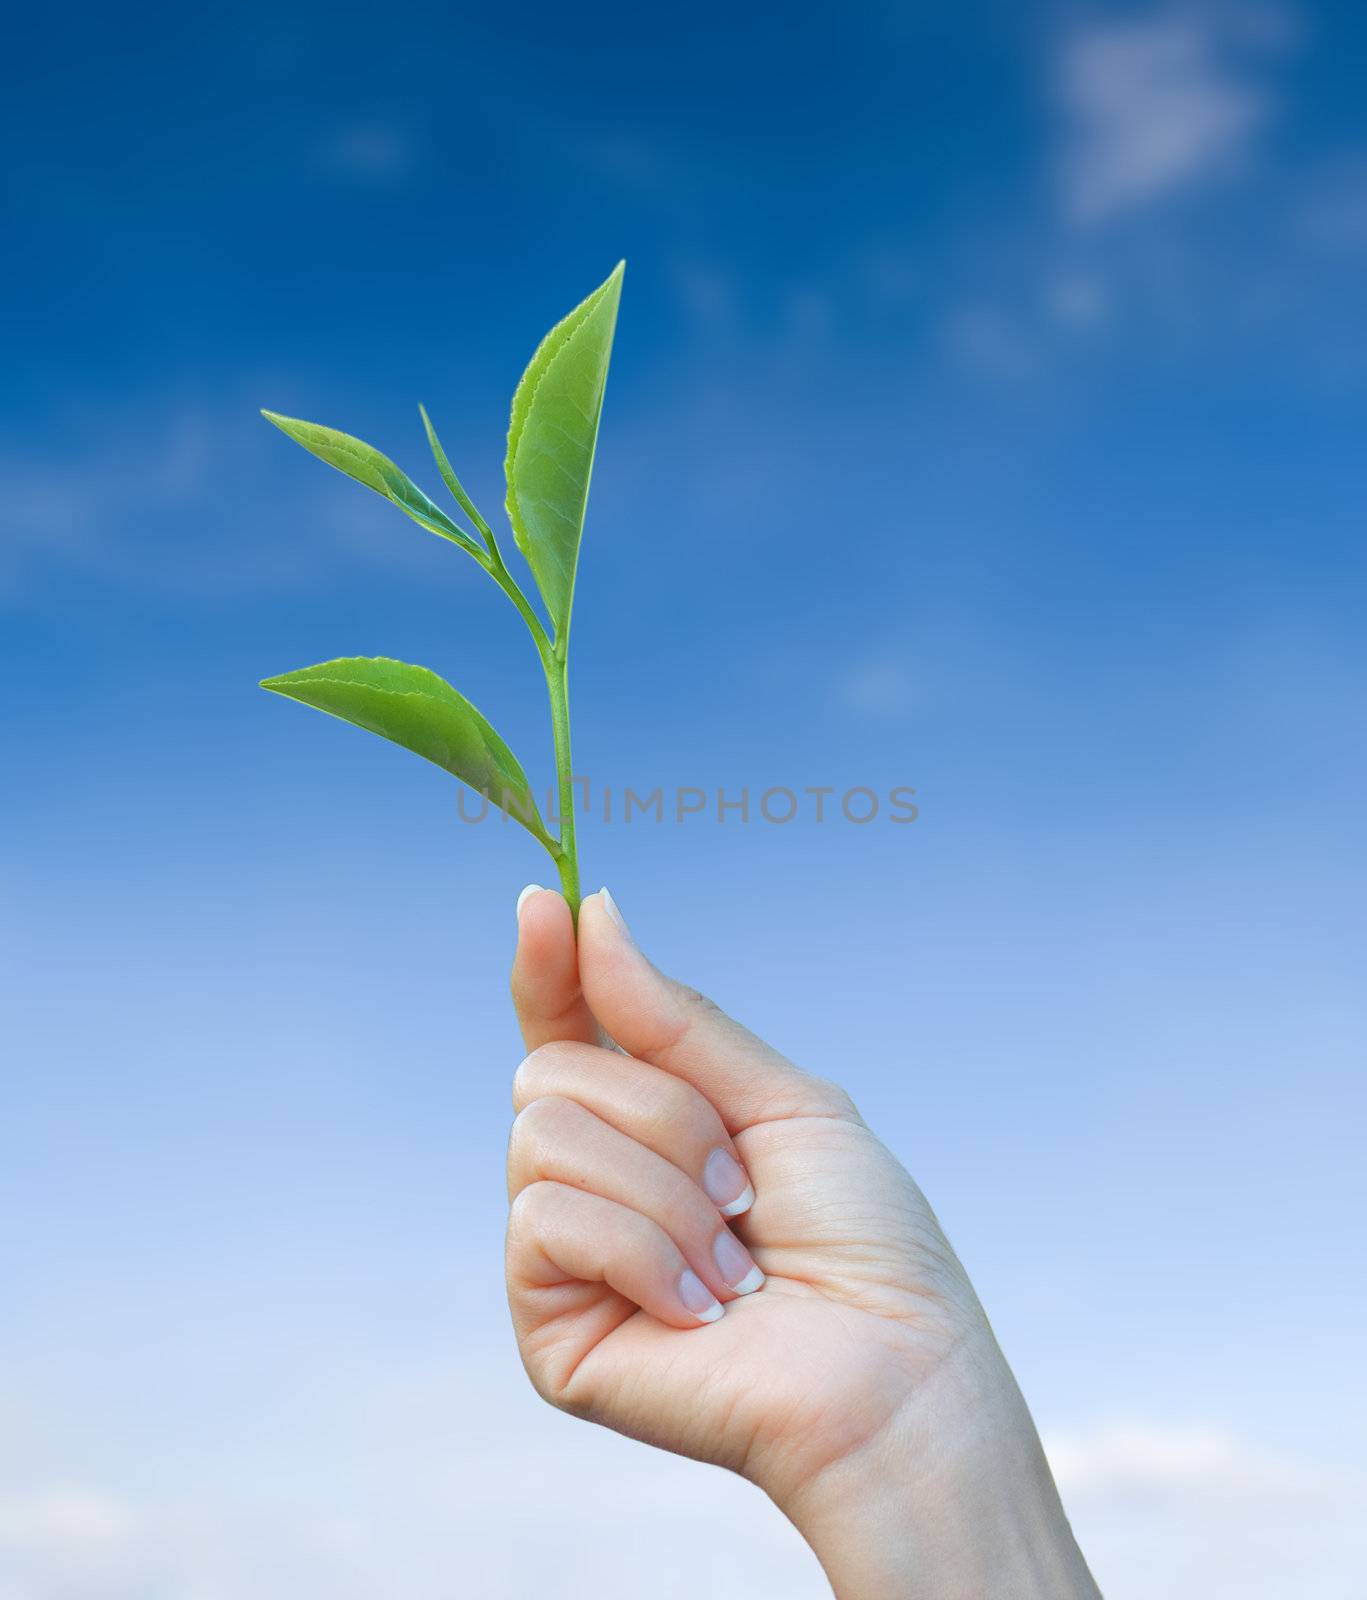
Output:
[260, 262, 624, 917]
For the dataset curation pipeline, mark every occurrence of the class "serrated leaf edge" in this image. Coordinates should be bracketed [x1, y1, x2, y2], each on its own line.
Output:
[503, 264, 624, 627]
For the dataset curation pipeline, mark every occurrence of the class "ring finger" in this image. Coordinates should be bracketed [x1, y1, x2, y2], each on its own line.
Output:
[513, 1041, 755, 1218]
[507, 1095, 765, 1303]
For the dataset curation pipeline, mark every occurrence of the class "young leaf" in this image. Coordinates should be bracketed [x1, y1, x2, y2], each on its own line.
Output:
[505, 262, 624, 638]
[419, 404, 494, 550]
[262, 411, 483, 555]
[260, 656, 549, 843]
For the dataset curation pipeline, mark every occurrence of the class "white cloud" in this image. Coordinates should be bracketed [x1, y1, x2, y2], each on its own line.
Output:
[929, 5, 1302, 384]
[943, 303, 1040, 381]
[0, 1372, 824, 1600]
[1045, 269, 1111, 330]
[0, 1486, 140, 1597]
[1056, 12, 1288, 226]
[1047, 1419, 1354, 1505]
[1047, 1420, 1367, 1600]
[854, 245, 920, 305]
[576, 131, 659, 188]
[322, 123, 417, 184]
[670, 257, 740, 332]
[0, 1486, 136, 1549]
[2, 1386, 1365, 1600]
[1296, 154, 1367, 250]
[833, 649, 924, 716]
[0, 415, 212, 594]
[0, 395, 475, 599]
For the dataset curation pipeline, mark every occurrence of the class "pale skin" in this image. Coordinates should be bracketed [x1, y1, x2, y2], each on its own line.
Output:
[506, 888, 1102, 1599]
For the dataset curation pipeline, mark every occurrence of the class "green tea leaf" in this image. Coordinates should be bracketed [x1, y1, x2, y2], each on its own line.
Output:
[505, 262, 624, 637]
[262, 411, 482, 555]
[260, 656, 548, 841]
[419, 404, 493, 548]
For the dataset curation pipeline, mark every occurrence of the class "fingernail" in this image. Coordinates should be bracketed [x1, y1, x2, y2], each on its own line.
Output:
[679, 1268, 723, 1323]
[516, 884, 544, 920]
[599, 886, 634, 944]
[703, 1148, 754, 1218]
[713, 1229, 764, 1295]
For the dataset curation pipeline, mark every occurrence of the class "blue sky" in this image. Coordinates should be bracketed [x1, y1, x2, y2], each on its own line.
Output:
[3, 1, 1365, 1594]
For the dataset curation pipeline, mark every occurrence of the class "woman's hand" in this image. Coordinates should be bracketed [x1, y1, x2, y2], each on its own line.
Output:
[505, 888, 1099, 1599]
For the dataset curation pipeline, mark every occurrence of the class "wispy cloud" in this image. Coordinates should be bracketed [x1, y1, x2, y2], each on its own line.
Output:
[1047, 1419, 1367, 1600]
[3, 1413, 1360, 1599]
[1047, 1419, 1358, 1505]
[669, 256, 742, 335]
[321, 121, 419, 184]
[0, 1486, 144, 1595]
[1044, 269, 1111, 330]
[0, 1370, 825, 1598]
[833, 649, 921, 717]
[0, 394, 479, 601]
[942, 303, 1042, 382]
[934, 6, 1306, 387]
[0, 414, 214, 596]
[1296, 154, 1367, 251]
[1056, 10, 1292, 226]
[0, 1485, 136, 1549]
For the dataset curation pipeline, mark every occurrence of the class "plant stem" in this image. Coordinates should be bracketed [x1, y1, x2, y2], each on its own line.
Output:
[544, 646, 580, 919]
[483, 550, 551, 656]
[471, 544, 577, 901]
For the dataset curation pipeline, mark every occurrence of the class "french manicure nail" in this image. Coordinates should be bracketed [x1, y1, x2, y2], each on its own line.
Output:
[516, 884, 544, 920]
[703, 1148, 754, 1217]
[599, 886, 634, 944]
[679, 1268, 723, 1323]
[713, 1229, 764, 1296]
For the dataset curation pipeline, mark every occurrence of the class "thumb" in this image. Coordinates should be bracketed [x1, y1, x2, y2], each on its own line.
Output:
[510, 885, 598, 1051]
[577, 888, 854, 1134]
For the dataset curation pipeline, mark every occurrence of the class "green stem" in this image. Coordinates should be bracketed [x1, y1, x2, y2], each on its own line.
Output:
[483, 550, 551, 656]
[468, 542, 576, 909]
[544, 646, 580, 919]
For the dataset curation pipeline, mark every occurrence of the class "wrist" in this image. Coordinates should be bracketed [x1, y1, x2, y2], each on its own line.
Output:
[774, 1334, 1099, 1600]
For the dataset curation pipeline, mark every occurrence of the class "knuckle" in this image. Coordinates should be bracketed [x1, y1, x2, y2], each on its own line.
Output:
[509, 1094, 577, 1158]
[662, 1166, 706, 1228]
[511, 1042, 568, 1108]
[678, 984, 722, 1020]
[809, 1074, 860, 1119]
[507, 1178, 557, 1235]
[626, 1207, 669, 1261]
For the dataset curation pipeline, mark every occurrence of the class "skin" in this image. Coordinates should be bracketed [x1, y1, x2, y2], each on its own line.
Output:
[506, 888, 1102, 1599]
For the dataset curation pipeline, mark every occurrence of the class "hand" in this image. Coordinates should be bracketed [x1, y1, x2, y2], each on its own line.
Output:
[505, 888, 1099, 1599]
